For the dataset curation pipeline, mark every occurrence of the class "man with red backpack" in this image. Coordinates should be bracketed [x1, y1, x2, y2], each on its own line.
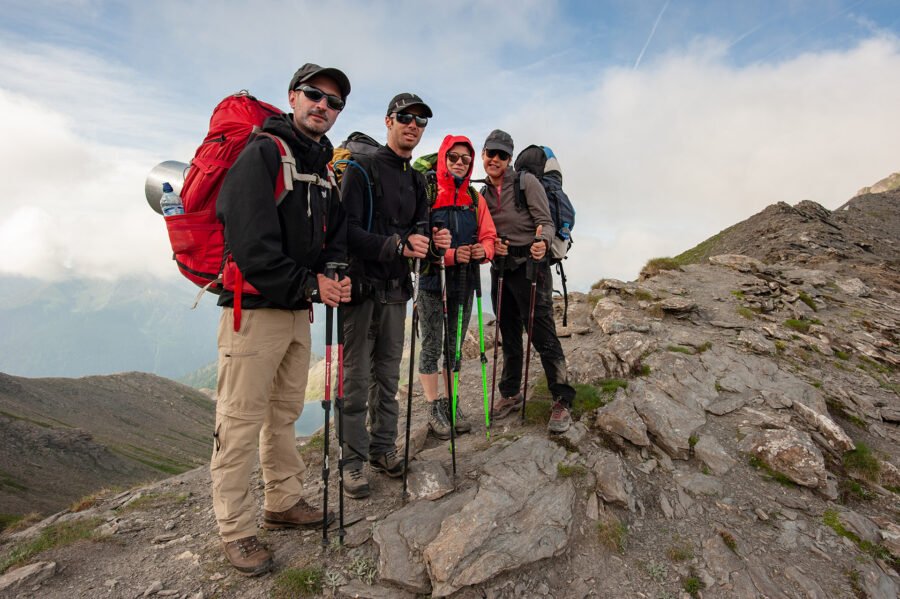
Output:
[211, 64, 351, 576]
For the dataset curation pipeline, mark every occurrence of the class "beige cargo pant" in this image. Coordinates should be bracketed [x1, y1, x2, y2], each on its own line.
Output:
[210, 307, 311, 542]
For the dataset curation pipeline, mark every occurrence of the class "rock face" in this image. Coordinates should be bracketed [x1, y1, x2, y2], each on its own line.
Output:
[422, 437, 575, 597]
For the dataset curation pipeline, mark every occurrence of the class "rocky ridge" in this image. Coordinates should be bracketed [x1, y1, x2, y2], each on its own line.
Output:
[0, 192, 898, 598]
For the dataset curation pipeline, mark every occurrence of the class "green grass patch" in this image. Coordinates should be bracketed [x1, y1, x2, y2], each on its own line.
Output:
[682, 570, 704, 598]
[666, 539, 693, 562]
[299, 431, 325, 455]
[0, 469, 27, 492]
[749, 456, 796, 487]
[0, 409, 57, 429]
[0, 517, 101, 574]
[858, 355, 892, 374]
[641, 257, 681, 278]
[0, 514, 24, 533]
[633, 288, 655, 301]
[70, 487, 122, 513]
[272, 566, 324, 598]
[730, 290, 745, 299]
[884, 485, 900, 495]
[774, 340, 787, 353]
[667, 345, 694, 354]
[784, 318, 812, 334]
[109, 444, 193, 475]
[834, 349, 851, 360]
[841, 479, 876, 501]
[597, 515, 627, 553]
[797, 291, 818, 312]
[842, 442, 880, 482]
[697, 341, 712, 353]
[719, 531, 737, 553]
[599, 379, 628, 394]
[823, 509, 892, 562]
[587, 294, 603, 307]
[524, 398, 552, 425]
[638, 364, 651, 377]
[736, 306, 756, 320]
[557, 463, 587, 478]
[688, 434, 699, 449]
[672, 226, 734, 266]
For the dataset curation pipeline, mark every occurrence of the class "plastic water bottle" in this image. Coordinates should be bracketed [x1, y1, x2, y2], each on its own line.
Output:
[559, 221, 571, 240]
[159, 182, 184, 216]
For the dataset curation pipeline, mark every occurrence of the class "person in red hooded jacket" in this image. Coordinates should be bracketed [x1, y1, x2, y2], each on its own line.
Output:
[417, 135, 497, 439]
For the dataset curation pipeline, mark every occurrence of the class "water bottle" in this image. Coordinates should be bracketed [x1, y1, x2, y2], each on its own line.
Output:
[159, 182, 184, 216]
[559, 222, 571, 240]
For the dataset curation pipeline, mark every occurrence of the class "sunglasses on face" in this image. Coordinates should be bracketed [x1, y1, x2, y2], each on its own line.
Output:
[294, 85, 345, 111]
[485, 149, 510, 161]
[393, 112, 428, 127]
[447, 152, 472, 165]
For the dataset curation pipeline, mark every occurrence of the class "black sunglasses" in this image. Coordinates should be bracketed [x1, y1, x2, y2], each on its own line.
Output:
[393, 112, 428, 127]
[447, 152, 472, 165]
[485, 149, 510, 161]
[294, 85, 345, 111]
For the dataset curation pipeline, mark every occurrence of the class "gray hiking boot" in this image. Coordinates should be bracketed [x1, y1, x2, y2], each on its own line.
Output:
[344, 463, 370, 499]
[447, 398, 472, 434]
[429, 398, 452, 440]
[548, 400, 572, 434]
[493, 392, 523, 420]
[369, 448, 405, 478]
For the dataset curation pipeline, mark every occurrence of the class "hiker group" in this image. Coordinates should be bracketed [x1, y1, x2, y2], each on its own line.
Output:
[161, 63, 576, 575]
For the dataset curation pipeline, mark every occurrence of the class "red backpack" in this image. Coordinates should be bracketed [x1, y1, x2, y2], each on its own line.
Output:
[164, 91, 333, 331]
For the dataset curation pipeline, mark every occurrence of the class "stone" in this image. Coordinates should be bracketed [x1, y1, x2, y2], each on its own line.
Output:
[674, 471, 723, 496]
[783, 565, 828, 599]
[0, 561, 57, 593]
[708, 254, 764, 272]
[693, 435, 736, 475]
[701, 533, 742, 585]
[586, 492, 599, 520]
[423, 437, 575, 597]
[837, 510, 881, 545]
[858, 562, 899, 599]
[739, 428, 827, 488]
[631, 381, 706, 459]
[878, 521, 900, 559]
[608, 332, 656, 375]
[337, 581, 416, 599]
[396, 417, 429, 462]
[659, 493, 674, 519]
[793, 402, 855, 453]
[746, 563, 790, 598]
[591, 449, 630, 507]
[595, 391, 650, 447]
[656, 297, 697, 314]
[405, 460, 453, 502]
[560, 421, 588, 448]
[706, 394, 747, 415]
[143, 580, 164, 596]
[737, 329, 776, 355]
[836, 277, 870, 297]
[595, 307, 651, 335]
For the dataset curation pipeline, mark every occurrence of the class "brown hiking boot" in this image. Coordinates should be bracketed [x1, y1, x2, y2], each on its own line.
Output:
[493, 392, 523, 419]
[263, 498, 334, 530]
[369, 448, 405, 478]
[548, 400, 572, 434]
[222, 535, 273, 576]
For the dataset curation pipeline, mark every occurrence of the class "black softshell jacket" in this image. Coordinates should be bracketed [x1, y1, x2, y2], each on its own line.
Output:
[342, 144, 428, 283]
[216, 114, 347, 310]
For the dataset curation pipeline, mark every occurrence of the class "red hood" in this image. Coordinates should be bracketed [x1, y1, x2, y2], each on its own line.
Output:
[433, 134, 475, 209]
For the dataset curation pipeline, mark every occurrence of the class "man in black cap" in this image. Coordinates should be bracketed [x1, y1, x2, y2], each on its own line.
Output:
[480, 129, 576, 433]
[211, 63, 352, 575]
[339, 93, 450, 498]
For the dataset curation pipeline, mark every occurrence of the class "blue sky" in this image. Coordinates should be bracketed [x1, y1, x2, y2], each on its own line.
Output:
[2, 1, 900, 289]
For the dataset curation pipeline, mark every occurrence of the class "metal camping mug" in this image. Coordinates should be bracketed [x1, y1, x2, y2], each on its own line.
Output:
[145, 160, 190, 214]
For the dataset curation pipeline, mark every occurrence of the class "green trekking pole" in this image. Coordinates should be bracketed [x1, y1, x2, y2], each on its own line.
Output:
[472, 257, 490, 438]
[450, 252, 470, 442]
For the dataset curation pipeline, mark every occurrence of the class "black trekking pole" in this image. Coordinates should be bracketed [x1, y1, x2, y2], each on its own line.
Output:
[320, 262, 338, 547]
[450, 249, 470, 442]
[332, 261, 349, 545]
[435, 218, 457, 479]
[489, 238, 508, 431]
[521, 236, 543, 423]
[402, 221, 428, 500]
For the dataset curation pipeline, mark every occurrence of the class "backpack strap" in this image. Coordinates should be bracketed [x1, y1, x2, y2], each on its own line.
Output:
[513, 172, 527, 212]
[254, 130, 334, 206]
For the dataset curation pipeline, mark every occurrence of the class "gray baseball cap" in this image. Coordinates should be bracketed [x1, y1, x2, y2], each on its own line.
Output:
[483, 129, 514, 156]
[289, 63, 351, 99]
[386, 92, 433, 118]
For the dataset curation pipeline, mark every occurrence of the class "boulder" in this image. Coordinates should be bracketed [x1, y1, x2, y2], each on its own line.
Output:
[631, 381, 706, 459]
[595, 391, 650, 447]
[591, 449, 631, 507]
[693, 435, 736, 475]
[405, 460, 453, 501]
[708, 254, 764, 273]
[0, 561, 57, 594]
[792, 402, 854, 453]
[739, 428, 827, 488]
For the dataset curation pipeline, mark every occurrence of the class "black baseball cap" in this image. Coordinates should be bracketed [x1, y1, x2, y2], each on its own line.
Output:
[484, 129, 514, 156]
[289, 63, 351, 99]
[386, 92, 433, 118]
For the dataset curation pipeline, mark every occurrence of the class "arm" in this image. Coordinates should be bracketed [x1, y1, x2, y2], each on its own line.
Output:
[343, 163, 403, 262]
[476, 191, 497, 262]
[217, 138, 318, 306]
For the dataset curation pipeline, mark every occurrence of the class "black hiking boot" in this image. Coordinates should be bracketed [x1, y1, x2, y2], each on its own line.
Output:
[429, 397, 452, 440]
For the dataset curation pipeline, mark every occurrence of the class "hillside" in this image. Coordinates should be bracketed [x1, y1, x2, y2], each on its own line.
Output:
[0, 190, 897, 598]
[0, 371, 214, 517]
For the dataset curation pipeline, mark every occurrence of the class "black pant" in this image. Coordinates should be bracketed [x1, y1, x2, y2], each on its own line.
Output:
[490, 260, 575, 406]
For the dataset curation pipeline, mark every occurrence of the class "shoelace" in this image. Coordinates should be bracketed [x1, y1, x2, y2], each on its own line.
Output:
[236, 537, 262, 556]
[551, 403, 566, 418]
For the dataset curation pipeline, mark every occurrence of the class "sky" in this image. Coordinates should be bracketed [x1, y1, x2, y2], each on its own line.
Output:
[2, 0, 900, 291]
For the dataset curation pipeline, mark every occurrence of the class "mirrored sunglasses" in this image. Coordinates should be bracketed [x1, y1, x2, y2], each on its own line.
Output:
[294, 85, 345, 111]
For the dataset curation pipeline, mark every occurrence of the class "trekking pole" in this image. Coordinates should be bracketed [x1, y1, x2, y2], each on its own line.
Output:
[489, 238, 507, 431]
[402, 221, 428, 500]
[521, 236, 543, 423]
[333, 261, 349, 545]
[450, 249, 470, 444]
[435, 218, 457, 479]
[472, 250, 490, 438]
[320, 262, 338, 547]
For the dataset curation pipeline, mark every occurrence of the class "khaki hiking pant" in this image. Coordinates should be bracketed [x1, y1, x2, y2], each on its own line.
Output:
[210, 307, 311, 542]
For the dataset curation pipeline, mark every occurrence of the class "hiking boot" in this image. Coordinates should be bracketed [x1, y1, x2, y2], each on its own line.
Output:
[548, 400, 572, 434]
[344, 463, 370, 499]
[428, 398, 452, 440]
[448, 399, 472, 434]
[222, 535, 273, 576]
[262, 497, 333, 530]
[492, 392, 523, 420]
[369, 448, 405, 478]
